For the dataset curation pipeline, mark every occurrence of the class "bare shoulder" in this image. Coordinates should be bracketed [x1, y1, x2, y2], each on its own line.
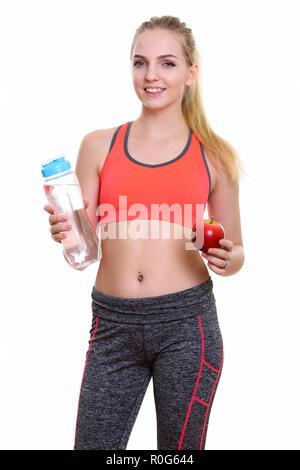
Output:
[81, 125, 120, 175]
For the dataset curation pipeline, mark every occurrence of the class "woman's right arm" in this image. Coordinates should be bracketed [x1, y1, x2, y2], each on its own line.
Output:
[43, 129, 111, 266]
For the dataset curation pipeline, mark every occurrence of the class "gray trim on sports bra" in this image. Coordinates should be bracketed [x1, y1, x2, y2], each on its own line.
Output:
[124, 121, 192, 168]
[105, 121, 211, 198]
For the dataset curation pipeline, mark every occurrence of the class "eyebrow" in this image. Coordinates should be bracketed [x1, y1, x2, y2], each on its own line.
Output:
[133, 54, 178, 60]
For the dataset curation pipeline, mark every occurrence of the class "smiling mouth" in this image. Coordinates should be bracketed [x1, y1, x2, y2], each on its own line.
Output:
[144, 88, 166, 95]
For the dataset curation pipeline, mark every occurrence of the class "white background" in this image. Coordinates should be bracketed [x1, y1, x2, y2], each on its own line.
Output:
[0, 0, 299, 450]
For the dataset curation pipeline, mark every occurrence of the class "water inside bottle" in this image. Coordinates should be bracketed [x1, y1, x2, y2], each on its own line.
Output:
[45, 183, 100, 269]
[63, 208, 99, 268]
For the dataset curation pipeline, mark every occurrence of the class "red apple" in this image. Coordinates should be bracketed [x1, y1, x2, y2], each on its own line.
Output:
[192, 216, 225, 253]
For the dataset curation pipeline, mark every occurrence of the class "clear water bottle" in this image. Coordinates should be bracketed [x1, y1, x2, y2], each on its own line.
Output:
[41, 156, 101, 270]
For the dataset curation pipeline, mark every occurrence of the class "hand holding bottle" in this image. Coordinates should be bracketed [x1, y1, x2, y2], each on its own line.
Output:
[44, 198, 89, 244]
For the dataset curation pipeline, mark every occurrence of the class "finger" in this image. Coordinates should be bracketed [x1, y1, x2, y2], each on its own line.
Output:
[49, 212, 69, 225]
[44, 204, 55, 214]
[49, 221, 72, 235]
[51, 232, 67, 243]
[219, 239, 234, 250]
[207, 247, 228, 258]
[83, 198, 89, 208]
[203, 253, 227, 268]
[203, 250, 232, 263]
[207, 261, 227, 275]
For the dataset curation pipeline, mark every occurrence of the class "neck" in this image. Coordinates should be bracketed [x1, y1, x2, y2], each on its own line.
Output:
[135, 107, 189, 140]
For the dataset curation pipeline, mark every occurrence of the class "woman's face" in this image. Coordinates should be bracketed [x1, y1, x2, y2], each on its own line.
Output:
[131, 28, 197, 110]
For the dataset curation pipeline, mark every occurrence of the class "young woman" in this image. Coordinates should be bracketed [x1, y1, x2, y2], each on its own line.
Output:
[44, 15, 245, 450]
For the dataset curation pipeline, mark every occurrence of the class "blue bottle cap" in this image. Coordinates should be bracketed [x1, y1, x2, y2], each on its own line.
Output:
[41, 157, 71, 178]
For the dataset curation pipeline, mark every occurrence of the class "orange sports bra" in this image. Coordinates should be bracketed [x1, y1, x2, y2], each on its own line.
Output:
[98, 121, 211, 230]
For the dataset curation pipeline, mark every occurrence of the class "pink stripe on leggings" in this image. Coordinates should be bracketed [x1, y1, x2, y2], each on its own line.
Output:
[178, 314, 204, 450]
[199, 333, 224, 449]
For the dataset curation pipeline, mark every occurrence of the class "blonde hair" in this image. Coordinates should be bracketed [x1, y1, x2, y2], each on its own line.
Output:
[130, 15, 247, 186]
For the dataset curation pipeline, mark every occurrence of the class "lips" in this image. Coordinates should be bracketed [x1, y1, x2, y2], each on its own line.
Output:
[144, 88, 166, 91]
[144, 88, 166, 97]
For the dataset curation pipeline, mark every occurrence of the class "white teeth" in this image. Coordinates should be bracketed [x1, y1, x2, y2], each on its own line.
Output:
[145, 88, 165, 93]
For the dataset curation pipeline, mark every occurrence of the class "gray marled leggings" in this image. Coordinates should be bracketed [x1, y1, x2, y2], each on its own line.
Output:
[74, 276, 224, 450]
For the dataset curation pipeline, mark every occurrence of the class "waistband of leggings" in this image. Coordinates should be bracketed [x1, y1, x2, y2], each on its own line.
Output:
[91, 276, 214, 324]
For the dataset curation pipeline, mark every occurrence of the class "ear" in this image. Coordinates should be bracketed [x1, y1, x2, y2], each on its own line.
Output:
[185, 63, 199, 87]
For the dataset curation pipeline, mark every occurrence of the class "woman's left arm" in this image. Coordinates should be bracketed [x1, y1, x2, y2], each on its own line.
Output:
[201, 163, 245, 277]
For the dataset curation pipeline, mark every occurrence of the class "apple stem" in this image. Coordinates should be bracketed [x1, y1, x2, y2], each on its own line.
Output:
[210, 216, 214, 224]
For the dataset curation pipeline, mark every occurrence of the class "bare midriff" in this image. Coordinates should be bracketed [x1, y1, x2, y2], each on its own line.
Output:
[94, 219, 210, 298]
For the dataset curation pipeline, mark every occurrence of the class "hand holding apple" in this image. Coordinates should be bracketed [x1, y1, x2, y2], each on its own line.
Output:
[202, 238, 234, 275]
[192, 216, 234, 275]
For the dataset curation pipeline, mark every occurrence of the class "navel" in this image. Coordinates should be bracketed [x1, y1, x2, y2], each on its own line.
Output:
[138, 272, 144, 282]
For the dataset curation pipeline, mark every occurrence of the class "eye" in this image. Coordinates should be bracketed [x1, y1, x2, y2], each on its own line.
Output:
[133, 61, 176, 67]
[133, 61, 144, 67]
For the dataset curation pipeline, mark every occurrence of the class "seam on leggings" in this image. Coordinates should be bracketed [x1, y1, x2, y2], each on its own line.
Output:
[142, 324, 150, 366]
[200, 332, 224, 450]
[203, 359, 221, 374]
[73, 316, 99, 450]
[118, 372, 150, 449]
[91, 311, 199, 326]
[194, 397, 209, 406]
[178, 314, 204, 450]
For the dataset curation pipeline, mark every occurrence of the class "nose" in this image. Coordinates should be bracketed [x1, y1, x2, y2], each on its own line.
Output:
[144, 64, 160, 81]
